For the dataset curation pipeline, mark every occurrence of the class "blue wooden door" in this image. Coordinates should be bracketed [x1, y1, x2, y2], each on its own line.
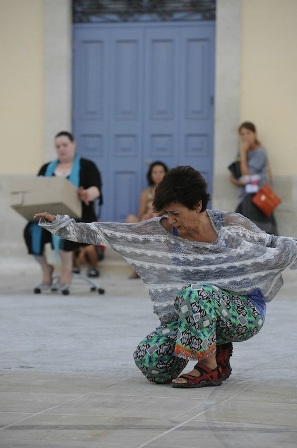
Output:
[73, 22, 215, 221]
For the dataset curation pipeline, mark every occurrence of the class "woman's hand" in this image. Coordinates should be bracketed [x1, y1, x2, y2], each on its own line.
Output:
[33, 212, 56, 222]
[229, 174, 246, 186]
[78, 187, 89, 205]
[240, 140, 249, 155]
[77, 186, 100, 205]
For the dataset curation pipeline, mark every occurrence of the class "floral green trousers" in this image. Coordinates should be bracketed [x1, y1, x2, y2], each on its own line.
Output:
[133, 282, 264, 383]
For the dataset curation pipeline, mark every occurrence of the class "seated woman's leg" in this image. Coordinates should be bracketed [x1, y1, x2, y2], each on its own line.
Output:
[59, 250, 73, 286]
[133, 321, 188, 384]
[59, 240, 82, 287]
[24, 222, 53, 287]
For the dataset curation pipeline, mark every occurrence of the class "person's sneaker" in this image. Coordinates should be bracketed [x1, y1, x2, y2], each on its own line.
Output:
[87, 269, 100, 278]
[57, 283, 70, 295]
[33, 283, 52, 294]
[34, 265, 54, 293]
[216, 342, 233, 381]
[72, 266, 80, 274]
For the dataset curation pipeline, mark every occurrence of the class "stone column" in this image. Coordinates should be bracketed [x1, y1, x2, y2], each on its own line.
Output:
[213, 0, 242, 212]
[44, 0, 72, 160]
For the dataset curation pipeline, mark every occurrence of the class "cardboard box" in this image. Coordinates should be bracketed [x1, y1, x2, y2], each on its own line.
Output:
[9, 176, 82, 220]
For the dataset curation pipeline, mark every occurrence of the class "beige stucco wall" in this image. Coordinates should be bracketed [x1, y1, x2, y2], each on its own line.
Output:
[240, 0, 297, 176]
[0, 0, 44, 174]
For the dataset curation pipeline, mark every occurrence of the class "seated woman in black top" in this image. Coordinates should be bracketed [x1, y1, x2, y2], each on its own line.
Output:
[24, 131, 102, 294]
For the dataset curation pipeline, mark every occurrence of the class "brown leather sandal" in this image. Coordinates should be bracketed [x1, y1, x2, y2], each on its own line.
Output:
[171, 364, 222, 388]
[216, 342, 233, 381]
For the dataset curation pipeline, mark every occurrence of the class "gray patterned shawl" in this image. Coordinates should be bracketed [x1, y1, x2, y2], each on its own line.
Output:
[39, 210, 297, 324]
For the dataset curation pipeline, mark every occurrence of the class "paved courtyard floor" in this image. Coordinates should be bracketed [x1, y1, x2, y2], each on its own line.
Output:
[0, 255, 296, 447]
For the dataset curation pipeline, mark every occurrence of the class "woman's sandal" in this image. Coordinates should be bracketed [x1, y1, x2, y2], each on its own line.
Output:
[171, 364, 222, 389]
[216, 342, 233, 381]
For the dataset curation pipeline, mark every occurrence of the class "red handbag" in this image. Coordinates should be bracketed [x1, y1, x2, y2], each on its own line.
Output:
[252, 184, 281, 217]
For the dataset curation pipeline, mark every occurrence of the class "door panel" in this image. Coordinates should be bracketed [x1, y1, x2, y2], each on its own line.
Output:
[180, 26, 214, 188]
[73, 23, 215, 221]
[73, 28, 109, 183]
[108, 29, 144, 221]
[143, 27, 180, 168]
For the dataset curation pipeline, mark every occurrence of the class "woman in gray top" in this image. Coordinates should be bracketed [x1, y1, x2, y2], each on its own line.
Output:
[34, 166, 296, 389]
[230, 121, 278, 234]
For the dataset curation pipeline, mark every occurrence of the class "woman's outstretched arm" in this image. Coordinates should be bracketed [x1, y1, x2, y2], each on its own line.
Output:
[33, 212, 103, 246]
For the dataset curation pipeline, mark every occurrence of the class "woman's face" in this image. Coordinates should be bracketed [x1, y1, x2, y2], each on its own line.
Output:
[151, 165, 167, 186]
[239, 127, 257, 147]
[55, 136, 76, 163]
[163, 202, 201, 236]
